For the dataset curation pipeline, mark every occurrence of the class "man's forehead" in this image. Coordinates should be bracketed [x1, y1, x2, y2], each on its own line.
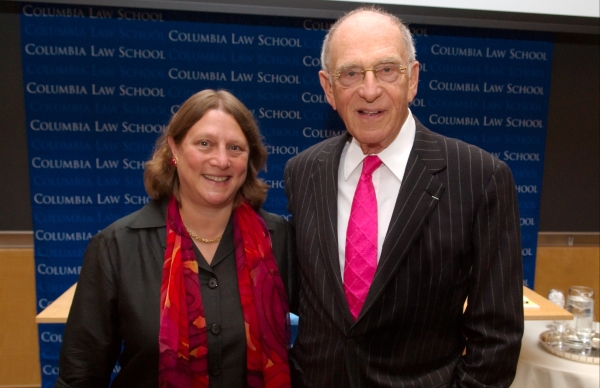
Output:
[329, 15, 405, 67]
[331, 12, 401, 48]
[335, 11, 395, 34]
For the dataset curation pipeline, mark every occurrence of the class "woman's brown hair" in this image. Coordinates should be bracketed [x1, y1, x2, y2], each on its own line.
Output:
[144, 89, 268, 210]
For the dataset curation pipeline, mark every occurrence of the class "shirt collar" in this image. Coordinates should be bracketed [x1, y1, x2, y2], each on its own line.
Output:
[343, 110, 416, 181]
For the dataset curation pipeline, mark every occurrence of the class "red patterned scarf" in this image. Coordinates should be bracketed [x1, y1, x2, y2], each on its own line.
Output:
[159, 196, 290, 388]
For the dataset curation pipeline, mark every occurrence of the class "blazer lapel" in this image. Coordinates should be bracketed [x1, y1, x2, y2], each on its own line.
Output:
[311, 134, 356, 324]
[359, 123, 447, 320]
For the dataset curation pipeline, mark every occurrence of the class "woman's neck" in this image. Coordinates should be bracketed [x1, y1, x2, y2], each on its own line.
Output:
[180, 200, 231, 236]
[178, 198, 233, 265]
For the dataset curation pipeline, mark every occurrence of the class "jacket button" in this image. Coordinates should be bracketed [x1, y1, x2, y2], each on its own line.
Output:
[208, 278, 218, 289]
[211, 324, 221, 335]
[210, 366, 220, 376]
[346, 338, 357, 348]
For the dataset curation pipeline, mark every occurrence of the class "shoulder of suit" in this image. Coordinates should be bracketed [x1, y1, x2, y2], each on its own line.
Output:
[286, 133, 347, 166]
[258, 209, 289, 236]
[259, 209, 287, 227]
[416, 121, 502, 167]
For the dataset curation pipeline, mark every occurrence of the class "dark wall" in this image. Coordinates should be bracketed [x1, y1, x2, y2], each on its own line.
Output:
[0, 1, 30, 231]
[0, 2, 598, 231]
[540, 34, 600, 231]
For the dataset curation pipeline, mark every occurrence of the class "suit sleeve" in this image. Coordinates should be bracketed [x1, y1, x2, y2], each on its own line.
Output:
[264, 210, 299, 315]
[55, 233, 121, 388]
[283, 159, 300, 315]
[457, 161, 524, 388]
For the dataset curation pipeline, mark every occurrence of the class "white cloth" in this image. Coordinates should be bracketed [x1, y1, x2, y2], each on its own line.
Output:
[511, 320, 599, 388]
[337, 111, 416, 279]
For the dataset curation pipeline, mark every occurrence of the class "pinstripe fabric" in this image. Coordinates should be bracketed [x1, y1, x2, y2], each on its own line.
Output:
[284, 120, 524, 388]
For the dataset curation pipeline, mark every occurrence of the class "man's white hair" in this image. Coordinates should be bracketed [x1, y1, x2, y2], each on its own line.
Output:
[320, 5, 416, 76]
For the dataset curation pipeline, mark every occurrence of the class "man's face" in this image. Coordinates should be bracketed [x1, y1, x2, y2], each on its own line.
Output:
[319, 12, 419, 154]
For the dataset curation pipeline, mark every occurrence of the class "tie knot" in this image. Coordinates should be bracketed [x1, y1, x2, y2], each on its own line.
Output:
[361, 155, 382, 176]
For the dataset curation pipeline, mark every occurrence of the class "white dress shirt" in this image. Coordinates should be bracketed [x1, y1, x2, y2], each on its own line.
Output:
[337, 111, 416, 280]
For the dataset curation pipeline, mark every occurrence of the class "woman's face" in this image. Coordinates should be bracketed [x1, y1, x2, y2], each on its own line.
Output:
[169, 109, 249, 211]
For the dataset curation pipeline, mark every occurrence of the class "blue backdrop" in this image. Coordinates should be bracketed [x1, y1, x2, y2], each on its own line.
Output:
[20, 2, 552, 386]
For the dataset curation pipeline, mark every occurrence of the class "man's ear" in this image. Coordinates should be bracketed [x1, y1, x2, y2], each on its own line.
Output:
[407, 61, 420, 103]
[319, 70, 337, 111]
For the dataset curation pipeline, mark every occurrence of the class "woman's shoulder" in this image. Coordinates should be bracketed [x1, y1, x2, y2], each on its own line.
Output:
[97, 199, 167, 238]
[258, 209, 288, 231]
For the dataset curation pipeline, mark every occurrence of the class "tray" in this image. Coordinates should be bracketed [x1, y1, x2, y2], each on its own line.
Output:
[539, 330, 599, 364]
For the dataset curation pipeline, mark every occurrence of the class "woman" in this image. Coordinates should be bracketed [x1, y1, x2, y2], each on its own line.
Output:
[56, 90, 294, 388]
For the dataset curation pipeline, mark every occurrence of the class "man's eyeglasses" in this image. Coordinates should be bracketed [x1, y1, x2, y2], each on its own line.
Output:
[330, 63, 408, 88]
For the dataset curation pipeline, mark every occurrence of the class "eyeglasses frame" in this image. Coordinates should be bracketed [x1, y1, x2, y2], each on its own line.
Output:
[329, 63, 409, 88]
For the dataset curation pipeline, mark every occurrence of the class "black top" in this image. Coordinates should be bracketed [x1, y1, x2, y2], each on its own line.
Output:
[55, 199, 296, 388]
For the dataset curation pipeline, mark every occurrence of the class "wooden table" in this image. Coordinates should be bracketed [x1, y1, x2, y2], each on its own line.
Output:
[36, 285, 572, 324]
[522, 287, 573, 321]
[35, 283, 77, 324]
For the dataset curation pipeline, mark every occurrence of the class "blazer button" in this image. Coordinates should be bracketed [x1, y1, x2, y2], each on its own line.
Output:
[346, 338, 357, 348]
[210, 366, 220, 376]
[211, 324, 221, 335]
[208, 278, 218, 289]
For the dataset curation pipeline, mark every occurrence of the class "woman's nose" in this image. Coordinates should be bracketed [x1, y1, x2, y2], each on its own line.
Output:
[211, 147, 230, 169]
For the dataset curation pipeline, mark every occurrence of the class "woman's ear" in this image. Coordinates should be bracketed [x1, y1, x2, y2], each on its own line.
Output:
[167, 136, 177, 158]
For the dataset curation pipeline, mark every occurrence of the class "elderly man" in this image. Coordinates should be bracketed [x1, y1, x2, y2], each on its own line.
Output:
[284, 6, 524, 388]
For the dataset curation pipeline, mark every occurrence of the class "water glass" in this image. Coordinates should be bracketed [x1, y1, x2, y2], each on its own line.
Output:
[548, 289, 568, 325]
[566, 286, 595, 347]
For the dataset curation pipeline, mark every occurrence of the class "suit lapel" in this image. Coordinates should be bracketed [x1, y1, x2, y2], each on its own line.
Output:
[311, 134, 356, 324]
[359, 123, 447, 320]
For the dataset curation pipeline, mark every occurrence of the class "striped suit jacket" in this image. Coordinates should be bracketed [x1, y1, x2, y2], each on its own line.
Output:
[284, 121, 524, 388]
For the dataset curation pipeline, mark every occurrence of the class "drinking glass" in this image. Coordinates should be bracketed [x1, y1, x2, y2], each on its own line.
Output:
[547, 289, 569, 349]
[566, 286, 595, 349]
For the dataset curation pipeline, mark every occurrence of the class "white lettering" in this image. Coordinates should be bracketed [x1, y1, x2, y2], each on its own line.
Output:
[231, 33, 254, 45]
[509, 49, 548, 60]
[123, 158, 147, 169]
[258, 35, 302, 47]
[301, 92, 327, 103]
[429, 80, 480, 92]
[26, 82, 87, 95]
[24, 43, 86, 56]
[302, 127, 345, 138]
[121, 122, 166, 133]
[431, 44, 483, 57]
[257, 72, 300, 84]
[124, 194, 152, 205]
[486, 47, 507, 58]
[507, 84, 544, 95]
[258, 108, 302, 119]
[37, 263, 82, 274]
[90, 45, 115, 57]
[483, 116, 504, 126]
[230, 71, 254, 82]
[118, 47, 165, 59]
[168, 30, 227, 43]
[41, 332, 62, 343]
[33, 193, 94, 205]
[302, 55, 321, 67]
[506, 117, 544, 128]
[503, 151, 541, 162]
[118, 85, 165, 97]
[266, 146, 300, 155]
[428, 114, 480, 126]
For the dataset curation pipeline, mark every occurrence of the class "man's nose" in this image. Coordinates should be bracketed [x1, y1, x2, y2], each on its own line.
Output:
[359, 71, 382, 101]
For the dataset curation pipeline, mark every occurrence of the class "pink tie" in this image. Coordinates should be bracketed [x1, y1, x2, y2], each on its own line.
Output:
[345, 155, 382, 320]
